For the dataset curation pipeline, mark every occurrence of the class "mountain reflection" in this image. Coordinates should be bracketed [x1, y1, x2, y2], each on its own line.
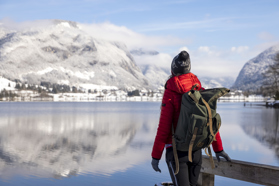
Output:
[0, 103, 153, 179]
[241, 108, 279, 161]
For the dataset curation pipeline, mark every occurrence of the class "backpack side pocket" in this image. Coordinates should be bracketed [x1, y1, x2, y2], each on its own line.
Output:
[188, 114, 209, 151]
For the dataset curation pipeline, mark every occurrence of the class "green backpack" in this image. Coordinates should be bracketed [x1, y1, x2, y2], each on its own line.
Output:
[171, 85, 230, 174]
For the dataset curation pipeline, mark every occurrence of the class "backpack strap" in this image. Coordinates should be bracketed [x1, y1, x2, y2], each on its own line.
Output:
[188, 84, 200, 103]
[201, 98, 215, 139]
[188, 92, 199, 103]
[204, 147, 215, 169]
[205, 148, 210, 156]
[171, 124, 179, 175]
[188, 127, 198, 162]
[191, 83, 199, 91]
[208, 147, 215, 169]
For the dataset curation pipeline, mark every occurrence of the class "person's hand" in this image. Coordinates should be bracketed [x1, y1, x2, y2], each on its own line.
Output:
[151, 158, 161, 173]
[215, 150, 231, 162]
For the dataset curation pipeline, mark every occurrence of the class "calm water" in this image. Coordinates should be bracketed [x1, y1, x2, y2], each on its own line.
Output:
[0, 102, 278, 186]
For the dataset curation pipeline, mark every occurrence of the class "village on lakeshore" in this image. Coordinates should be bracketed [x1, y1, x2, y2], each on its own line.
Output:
[0, 76, 269, 103]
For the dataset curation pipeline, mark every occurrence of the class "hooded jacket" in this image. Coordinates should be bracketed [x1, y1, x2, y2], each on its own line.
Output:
[151, 73, 223, 160]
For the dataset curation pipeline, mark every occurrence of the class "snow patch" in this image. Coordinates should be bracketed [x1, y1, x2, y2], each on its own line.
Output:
[79, 83, 118, 91]
[74, 71, 95, 80]
[58, 80, 70, 85]
[37, 67, 53, 75]
[0, 76, 16, 91]
[109, 70, 116, 78]
[60, 22, 71, 28]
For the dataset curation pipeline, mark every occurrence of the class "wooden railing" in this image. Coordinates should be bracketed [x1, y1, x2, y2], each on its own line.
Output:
[157, 155, 279, 186]
[198, 155, 279, 186]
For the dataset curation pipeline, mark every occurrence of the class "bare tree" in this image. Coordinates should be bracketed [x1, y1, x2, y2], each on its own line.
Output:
[262, 53, 279, 99]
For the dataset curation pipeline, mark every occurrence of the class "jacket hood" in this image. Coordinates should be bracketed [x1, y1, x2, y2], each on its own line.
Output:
[166, 73, 202, 94]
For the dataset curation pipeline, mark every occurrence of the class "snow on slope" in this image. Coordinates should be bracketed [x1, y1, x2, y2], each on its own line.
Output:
[232, 44, 279, 91]
[0, 20, 149, 90]
[132, 49, 171, 89]
[0, 76, 16, 91]
[199, 76, 235, 89]
[139, 64, 169, 89]
[132, 49, 235, 89]
[0, 20, 237, 92]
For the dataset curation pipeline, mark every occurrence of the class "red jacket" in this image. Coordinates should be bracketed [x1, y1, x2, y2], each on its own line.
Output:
[151, 73, 223, 160]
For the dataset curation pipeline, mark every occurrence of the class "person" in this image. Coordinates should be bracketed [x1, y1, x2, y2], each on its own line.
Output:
[151, 51, 231, 186]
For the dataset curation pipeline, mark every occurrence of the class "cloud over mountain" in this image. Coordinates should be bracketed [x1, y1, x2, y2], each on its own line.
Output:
[0, 20, 150, 90]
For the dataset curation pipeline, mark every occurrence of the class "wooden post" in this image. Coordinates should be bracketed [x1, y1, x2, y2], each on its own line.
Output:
[197, 173, 203, 186]
[201, 173, 214, 186]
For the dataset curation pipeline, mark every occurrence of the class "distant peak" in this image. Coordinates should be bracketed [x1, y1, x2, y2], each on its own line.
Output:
[268, 44, 279, 52]
[52, 19, 79, 29]
[130, 48, 159, 56]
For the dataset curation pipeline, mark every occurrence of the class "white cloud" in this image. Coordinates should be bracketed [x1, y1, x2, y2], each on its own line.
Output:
[133, 45, 251, 78]
[133, 53, 172, 68]
[0, 19, 187, 52]
[79, 22, 187, 50]
[252, 41, 279, 56]
[231, 46, 249, 53]
[0, 18, 53, 31]
[192, 56, 239, 78]
[197, 46, 220, 56]
[190, 46, 253, 78]
[133, 46, 190, 69]
[132, 44, 255, 78]
[198, 46, 211, 53]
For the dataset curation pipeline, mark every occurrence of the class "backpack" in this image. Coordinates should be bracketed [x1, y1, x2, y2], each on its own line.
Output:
[171, 85, 230, 175]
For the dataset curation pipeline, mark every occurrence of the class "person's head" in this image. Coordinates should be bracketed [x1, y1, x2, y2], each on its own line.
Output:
[171, 50, 191, 76]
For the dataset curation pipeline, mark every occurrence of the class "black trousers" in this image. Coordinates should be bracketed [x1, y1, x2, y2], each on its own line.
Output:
[165, 147, 202, 186]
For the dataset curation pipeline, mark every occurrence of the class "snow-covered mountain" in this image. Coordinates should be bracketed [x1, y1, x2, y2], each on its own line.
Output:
[130, 48, 159, 56]
[131, 49, 170, 89]
[0, 19, 238, 91]
[0, 76, 16, 91]
[199, 76, 235, 89]
[137, 64, 234, 89]
[132, 49, 234, 89]
[0, 20, 149, 90]
[139, 65, 169, 89]
[232, 45, 279, 91]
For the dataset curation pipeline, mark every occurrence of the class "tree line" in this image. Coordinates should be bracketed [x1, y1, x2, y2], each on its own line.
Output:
[0, 89, 18, 100]
[14, 81, 88, 94]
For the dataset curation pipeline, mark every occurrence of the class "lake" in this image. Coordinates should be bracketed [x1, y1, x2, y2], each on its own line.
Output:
[0, 101, 278, 186]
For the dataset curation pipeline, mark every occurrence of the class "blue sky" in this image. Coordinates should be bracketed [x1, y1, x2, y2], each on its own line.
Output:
[0, 0, 279, 78]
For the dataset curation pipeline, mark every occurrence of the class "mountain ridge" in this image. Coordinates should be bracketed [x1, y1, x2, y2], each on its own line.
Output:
[0, 19, 149, 90]
[0, 19, 237, 91]
[232, 44, 279, 91]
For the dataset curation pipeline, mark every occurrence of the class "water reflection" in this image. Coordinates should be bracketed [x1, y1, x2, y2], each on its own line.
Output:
[1, 102, 279, 186]
[0, 102, 159, 180]
[241, 107, 279, 162]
